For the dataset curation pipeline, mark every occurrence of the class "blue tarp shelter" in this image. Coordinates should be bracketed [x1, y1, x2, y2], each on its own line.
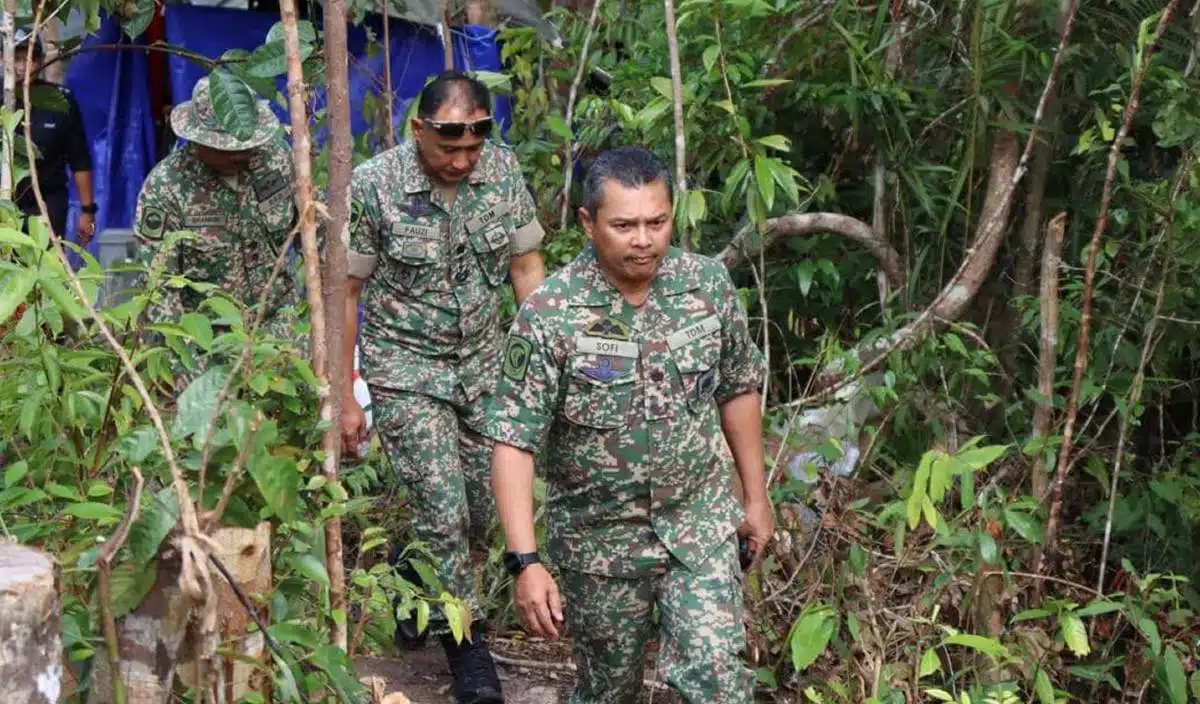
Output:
[62, 7, 510, 258]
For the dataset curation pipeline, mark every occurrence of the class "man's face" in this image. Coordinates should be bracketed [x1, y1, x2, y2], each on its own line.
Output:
[193, 144, 254, 176]
[579, 179, 673, 288]
[412, 102, 491, 186]
[13, 49, 39, 83]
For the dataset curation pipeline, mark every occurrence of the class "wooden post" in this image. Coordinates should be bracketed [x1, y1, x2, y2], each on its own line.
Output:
[0, 544, 62, 704]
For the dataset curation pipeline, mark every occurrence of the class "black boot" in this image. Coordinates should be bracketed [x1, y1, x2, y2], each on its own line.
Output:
[388, 545, 429, 650]
[441, 623, 503, 704]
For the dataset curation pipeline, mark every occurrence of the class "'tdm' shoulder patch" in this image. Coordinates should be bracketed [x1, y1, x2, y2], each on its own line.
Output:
[502, 336, 534, 382]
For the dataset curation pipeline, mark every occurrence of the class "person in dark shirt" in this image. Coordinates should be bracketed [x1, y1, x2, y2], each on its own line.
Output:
[12, 29, 97, 245]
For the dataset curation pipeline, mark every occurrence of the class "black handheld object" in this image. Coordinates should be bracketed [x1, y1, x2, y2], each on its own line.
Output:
[738, 535, 754, 571]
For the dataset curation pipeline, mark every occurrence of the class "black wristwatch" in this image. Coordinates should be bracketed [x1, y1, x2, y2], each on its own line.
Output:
[80, 203, 98, 215]
[503, 551, 541, 576]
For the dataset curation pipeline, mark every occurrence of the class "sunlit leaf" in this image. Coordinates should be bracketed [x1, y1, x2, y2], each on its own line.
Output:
[1059, 612, 1090, 657]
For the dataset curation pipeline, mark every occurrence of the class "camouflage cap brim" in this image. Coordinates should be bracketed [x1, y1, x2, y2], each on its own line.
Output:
[170, 99, 279, 151]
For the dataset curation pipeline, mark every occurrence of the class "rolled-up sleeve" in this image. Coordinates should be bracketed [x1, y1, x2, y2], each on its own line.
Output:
[479, 303, 559, 452]
[713, 267, 765, 404]
[348, 177, 379, 279]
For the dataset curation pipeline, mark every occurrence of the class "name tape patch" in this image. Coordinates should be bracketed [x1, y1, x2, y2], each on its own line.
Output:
[666, 315, 721, 351]
[466, 203, 509, 232]
[576, 336, 639, 359]
[391, 223, 439, 240]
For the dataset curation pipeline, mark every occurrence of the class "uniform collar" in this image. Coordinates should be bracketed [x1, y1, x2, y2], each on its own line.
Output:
[399, 139, 496, 195]
[567, 245, 698, 306]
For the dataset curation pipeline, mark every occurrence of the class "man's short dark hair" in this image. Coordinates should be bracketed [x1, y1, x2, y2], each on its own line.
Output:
[417, 71, 491, 120]
[582, 146, 674, 216]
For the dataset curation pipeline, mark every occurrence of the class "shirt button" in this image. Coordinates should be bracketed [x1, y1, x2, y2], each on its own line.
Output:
[455, 269, 469, 283]
[455, 244, 467, 255]
[649, 369, 664, 382]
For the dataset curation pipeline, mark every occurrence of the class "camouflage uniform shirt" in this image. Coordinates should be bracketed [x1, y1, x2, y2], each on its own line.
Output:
[132, 137, 297, 319]
[482, 245, 766, 578]
[347, 140, 544, 402]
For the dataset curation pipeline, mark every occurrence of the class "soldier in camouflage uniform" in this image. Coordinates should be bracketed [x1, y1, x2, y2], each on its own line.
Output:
[340, 71, 545, 704]
[484, 146, 776, 703]
[133, 76, 299, 342]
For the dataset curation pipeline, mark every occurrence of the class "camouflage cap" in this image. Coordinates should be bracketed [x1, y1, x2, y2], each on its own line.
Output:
[170, 76, 279, 151]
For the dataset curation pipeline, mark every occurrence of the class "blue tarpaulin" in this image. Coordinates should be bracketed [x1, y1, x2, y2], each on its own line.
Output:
[162, 4, 512, 151]
[62, 6, 510, 242]
[63, 17, 156, 255]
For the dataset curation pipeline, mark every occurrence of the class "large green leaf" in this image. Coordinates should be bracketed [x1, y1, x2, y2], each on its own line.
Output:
[1035, 669, 1055, 704]
[1059, 612, 1090, 657]
[126, 489, 180, 566]
[789, 604, 836, 672]
[93, 560, 158, 619]
[1158, 645, 1188, 704]
[207, 70, 258, 142]
[120, 0, 156, 39]
[289, 553, 329, 588]
[312, 645, 367, 702]
[248, 456, 301, 522]
[0, 268, 37, 325]
[171, 368, 230, 441]
[1003, 507, 1045, 544]
[941, 633, 1009, 661]
[246, 41, 312, 79]
[266, 20, 317, 45]
[64, 502, 124, 522]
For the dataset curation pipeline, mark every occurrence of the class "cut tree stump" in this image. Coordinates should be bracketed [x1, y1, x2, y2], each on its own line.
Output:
[0, 542, 62, 704]
[89, 554, 189, 704]
[176, 523, 272, 701]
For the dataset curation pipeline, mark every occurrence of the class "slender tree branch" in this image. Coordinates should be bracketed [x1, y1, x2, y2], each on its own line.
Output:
[557, 0, 603, 232]
[1031, 212, 1067, 503]
[97, 467, 145, 704]
[382, 0, 395, 149]
[1040, 0, 1180, 571]
[662, 0, 688, 248]
[1, 0, 15, 200]
[201, 415, 263, 532]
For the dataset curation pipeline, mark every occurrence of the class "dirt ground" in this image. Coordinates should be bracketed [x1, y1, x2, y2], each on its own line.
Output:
[355, 632, 683, 704]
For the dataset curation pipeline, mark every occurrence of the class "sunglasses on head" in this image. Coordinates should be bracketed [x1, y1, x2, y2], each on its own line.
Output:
[422, 117, 493, 139]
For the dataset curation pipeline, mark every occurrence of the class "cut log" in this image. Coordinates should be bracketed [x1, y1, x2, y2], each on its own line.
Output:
[0, 543, 62, 704]
[175, 523, 272, 701]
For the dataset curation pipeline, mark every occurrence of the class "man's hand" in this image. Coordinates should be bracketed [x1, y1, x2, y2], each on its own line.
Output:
[738, 498, 775, 566]
[76, 213, 96, 246]
[341, 396, 367, 456]
[514, 564, 564, 639]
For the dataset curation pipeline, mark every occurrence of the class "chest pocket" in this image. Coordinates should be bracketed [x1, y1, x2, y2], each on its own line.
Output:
[668, 315, 723, 414]
[562, 352, 636, 430]
[465, 205, 511, 288]
[384, 220, 440, 293]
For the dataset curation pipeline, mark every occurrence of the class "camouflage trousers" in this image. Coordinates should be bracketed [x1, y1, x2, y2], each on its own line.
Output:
[370, 387, 496, 632]
[562, 537, 755, 704]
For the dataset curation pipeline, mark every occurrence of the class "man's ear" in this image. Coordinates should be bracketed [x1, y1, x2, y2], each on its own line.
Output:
[578, 206, 596, 240]
[411, 118, 424, 140]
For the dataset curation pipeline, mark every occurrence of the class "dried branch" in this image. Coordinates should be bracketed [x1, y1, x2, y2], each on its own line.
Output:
[1, 0, 15, 200]
[97, 467, 145, 704]
[1031, 212, 1067, 502]
[381, 0, 395, 149]
[1040, 0, 1180, 570]
[720, 212, 906, 291]
[662, 0, 688, 248]
[557, 0, 604, 232]
[321, 0, 354, 650]
[441, 0, 454, 69]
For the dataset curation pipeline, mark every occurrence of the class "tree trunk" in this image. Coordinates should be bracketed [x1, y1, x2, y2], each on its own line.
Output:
[89, 557, 189, 704]
[175, 525, 272, 702]
[321, 0, 353, 651]
[0, 544, 61, 704]
[441, 0, 454, 70]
